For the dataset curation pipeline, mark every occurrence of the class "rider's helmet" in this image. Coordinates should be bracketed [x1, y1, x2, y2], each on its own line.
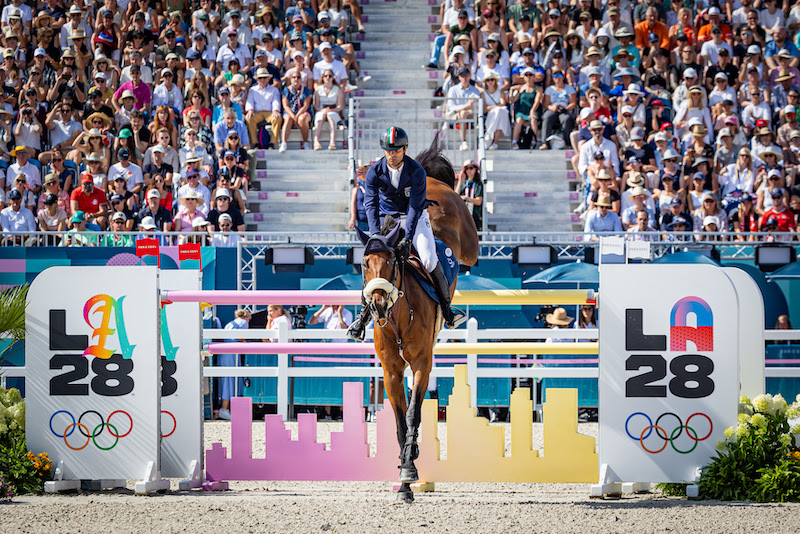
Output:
[380, 126, 408, 151]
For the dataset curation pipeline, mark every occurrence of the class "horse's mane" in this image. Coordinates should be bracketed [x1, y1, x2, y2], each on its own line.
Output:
[415, 135, 455, 189]
[380, 215, 397, 235]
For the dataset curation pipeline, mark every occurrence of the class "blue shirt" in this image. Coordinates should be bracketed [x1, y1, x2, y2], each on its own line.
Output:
[213, 119, 250, 146]
[281, 85, 312, 114]
[364, 155, 427, 237]
[212, 103, 243, 125]
[583, 209, 623, 234]
[765, 40, 799, 59]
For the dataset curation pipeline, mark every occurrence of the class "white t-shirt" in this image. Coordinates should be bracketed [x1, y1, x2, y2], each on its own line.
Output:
[108, 162, 144, 192]
[317, 306, 353, 331]
[312, 58, 348, 83]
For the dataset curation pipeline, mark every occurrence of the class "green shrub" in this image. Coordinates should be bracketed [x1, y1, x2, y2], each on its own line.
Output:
[0, 388, 52, 497]
[699, 393, 800, 501]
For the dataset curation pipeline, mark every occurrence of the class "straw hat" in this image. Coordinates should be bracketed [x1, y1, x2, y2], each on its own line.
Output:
[626, 173, 646, 188]
[759, 147, 783, 162]
[83, 112, 112, 130]
[595, 194, 612, 207]
[120, 89, 137, 102]
[776, 70, 795, 82]
[179, 190, 205, 207]
[546, 307, 574, 326]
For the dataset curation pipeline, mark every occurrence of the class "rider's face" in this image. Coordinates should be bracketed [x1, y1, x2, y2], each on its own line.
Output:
[383, 146, 406, 169]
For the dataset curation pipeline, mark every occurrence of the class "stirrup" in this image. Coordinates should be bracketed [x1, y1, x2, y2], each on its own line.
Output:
[442, 306, 466, 329]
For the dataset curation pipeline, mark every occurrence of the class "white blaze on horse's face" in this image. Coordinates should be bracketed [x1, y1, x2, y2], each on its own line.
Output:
[362, 255, 399, 326]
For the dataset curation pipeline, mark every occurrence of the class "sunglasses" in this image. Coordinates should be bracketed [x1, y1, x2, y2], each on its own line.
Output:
[552, 73, 563, 78]
[465, 166, 476, 170]
[187, 132, 197, 136]
[217, 197, 230, 201]
[90, 161, 102, 165]
[52, 156, 63, 162]
[220, 223, 232, 228]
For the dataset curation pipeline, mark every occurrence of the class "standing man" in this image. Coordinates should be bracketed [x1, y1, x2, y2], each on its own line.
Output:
[347, 126, 462, 341]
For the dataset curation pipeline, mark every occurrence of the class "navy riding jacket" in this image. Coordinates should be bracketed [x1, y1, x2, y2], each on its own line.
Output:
[364, 155, 427, 237]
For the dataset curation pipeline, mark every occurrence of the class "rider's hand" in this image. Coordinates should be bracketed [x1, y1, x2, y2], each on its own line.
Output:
[396, 237, 412, 260]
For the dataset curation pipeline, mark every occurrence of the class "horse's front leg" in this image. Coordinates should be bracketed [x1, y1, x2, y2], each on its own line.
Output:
[376, 337, 413, 501]
[399, 352, 432, 485]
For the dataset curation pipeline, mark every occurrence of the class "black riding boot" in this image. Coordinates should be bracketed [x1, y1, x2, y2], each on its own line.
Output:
[430, 263, 463, 329]
[347, 296, 371, 341]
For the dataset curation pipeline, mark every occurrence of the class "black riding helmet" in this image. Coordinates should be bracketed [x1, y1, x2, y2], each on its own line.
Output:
[380, 126, 408, 151]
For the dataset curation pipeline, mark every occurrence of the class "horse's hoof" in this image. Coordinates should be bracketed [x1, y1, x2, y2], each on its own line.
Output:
[395, 490, 414, 503]
[399, 467, 418, 483]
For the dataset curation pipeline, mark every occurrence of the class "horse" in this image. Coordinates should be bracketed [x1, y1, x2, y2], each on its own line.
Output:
[354, 140, 478, 503]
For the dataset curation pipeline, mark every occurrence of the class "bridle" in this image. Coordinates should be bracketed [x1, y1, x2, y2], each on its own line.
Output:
[362, 245, 404, 328]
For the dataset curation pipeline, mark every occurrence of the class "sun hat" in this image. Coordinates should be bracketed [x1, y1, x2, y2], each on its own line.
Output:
[546, 307, 574, 325]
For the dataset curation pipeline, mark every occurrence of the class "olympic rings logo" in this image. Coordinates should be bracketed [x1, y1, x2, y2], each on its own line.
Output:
[625, 412, 713, 454]
[49, 410, 176, 451]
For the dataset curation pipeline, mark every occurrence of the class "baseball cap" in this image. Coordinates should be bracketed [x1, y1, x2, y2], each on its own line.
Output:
[112, 212, 127, 222]
[118, 147, 130, 159]
[43, 193, 58, 205]
[579, 107, 594, 120]
[670, 196, 683, 207]
[714, 72, 727, 81]
[683, 67, 698, 79]
[621, 105, 633, 115]
[219, 213, 233, 223]
[719, 127, 732, 137]
[33, 48, 46, 57]
[110, 194, 124, 203]
[630, 126, 645, 140]
[772, 187, 785, 197]
[192, 217, 210, 228]
[72, 211, 86, 223]
[319, 42, 332, 51]
[708, 6, 721, 15]
[218, 85, 231, 95]
[224, 150, 236, 159]
[589, 120, 604, 130]
[703, 215, 719, 228]
[215, 188, 231, 200]
[140, 216, 157, 230]
[669, 215, 690, 228]
[147, 189, 161, 200]
[458, 66, 470, 77]
[8, 189, 21, 200]
[81, 174, 93, 184]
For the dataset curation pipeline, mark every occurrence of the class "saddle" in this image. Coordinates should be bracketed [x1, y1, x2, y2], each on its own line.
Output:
[404, 239, 459, 307]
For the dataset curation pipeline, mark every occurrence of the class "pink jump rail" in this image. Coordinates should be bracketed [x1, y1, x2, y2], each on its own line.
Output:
[163, 290, 363, 305]
[290, 356, 600, 364]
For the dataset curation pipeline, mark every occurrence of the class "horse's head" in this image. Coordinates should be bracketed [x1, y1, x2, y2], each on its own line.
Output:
[356, 219, 403, 327]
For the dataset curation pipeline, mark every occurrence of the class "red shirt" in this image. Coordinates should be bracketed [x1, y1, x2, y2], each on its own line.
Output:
[760, 207, 796, 232]
[70, 186, 108, 216]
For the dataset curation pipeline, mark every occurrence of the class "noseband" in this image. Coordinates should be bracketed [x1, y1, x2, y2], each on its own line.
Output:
[362, 247, 404, 327]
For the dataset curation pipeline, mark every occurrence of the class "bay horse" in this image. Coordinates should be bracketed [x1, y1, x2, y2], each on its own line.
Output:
[355, 140, 478, 502]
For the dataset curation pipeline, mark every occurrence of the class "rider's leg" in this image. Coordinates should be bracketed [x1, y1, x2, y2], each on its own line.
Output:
[346, 294, 371, 341]
[412, 212, 462, 328]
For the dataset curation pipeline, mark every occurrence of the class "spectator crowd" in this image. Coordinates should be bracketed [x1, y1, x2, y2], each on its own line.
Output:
[429, 0, 800, 241]
[0, 0, 369, 244]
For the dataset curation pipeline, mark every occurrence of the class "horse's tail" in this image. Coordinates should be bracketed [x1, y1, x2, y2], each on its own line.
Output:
[415, 134, 455, 189]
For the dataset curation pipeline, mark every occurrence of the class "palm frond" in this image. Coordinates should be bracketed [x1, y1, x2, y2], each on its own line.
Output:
[0, 284, 28, 341]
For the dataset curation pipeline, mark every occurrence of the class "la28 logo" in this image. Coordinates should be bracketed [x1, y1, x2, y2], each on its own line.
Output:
[48, 310, 177, 397]
[624, 297, 715, 399]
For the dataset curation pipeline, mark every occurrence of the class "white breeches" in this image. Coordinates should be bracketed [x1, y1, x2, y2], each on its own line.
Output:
[396, 211, 438, 273]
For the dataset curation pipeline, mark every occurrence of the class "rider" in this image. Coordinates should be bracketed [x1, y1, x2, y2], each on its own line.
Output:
[347, 126, 461, 341]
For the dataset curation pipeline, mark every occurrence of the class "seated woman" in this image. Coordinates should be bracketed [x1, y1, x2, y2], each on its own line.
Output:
[278, 72, 313, 152]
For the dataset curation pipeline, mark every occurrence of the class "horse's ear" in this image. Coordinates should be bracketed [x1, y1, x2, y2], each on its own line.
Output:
[386, 222, 402, 246]
[355, 225, 370, 245]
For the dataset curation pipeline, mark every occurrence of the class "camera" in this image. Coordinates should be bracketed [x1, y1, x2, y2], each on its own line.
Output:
[289, 305, 308, 329]
[22, 108, 31, 116]
[535, 305, 557, 324]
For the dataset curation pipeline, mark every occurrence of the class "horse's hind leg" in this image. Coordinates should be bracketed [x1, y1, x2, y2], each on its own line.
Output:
[399, 357, 431, 485]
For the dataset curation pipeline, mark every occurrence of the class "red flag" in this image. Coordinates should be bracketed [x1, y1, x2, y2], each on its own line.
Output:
[136, 237, 160, 268]
[178, 242, 201, 262]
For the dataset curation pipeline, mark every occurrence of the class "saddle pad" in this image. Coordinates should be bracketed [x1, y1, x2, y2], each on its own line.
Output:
[408, 239, 459, 306]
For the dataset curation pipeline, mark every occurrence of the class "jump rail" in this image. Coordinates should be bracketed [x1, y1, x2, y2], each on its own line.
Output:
[161, 289, 597, 306]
